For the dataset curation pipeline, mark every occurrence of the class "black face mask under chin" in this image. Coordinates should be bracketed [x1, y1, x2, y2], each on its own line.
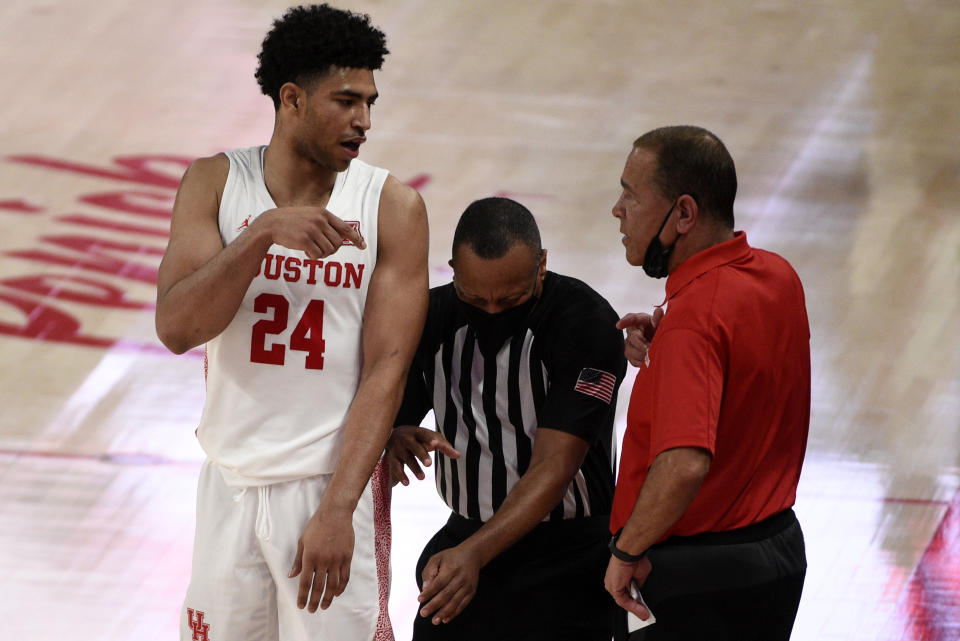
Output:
[458, 294, 538, 354]
[642, 202, 678, 279]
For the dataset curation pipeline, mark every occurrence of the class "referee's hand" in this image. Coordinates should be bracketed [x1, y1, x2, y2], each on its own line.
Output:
[386, 426, 461, 487]
[418, 543, 480, 625]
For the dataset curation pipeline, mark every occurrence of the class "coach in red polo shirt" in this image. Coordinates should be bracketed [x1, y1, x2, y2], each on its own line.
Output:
[605, 125, 810, 641]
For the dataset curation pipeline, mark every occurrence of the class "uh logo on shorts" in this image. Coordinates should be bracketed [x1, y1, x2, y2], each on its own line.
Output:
[186, 608, 211, 641]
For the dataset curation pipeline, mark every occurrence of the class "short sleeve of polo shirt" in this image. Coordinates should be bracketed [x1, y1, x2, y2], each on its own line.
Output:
[648, 327, 724, 464]
[537, 312, 627, 442]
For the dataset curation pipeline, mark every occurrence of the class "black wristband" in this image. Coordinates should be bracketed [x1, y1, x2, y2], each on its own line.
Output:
[609, 529, 646, 563]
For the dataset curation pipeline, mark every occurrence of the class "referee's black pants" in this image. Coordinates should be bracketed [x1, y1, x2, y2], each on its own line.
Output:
[412, 512, 617, 641]
[615, 508, 807, 641]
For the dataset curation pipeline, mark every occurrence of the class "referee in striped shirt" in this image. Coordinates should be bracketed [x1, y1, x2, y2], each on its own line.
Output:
[387, 197, 627, 641]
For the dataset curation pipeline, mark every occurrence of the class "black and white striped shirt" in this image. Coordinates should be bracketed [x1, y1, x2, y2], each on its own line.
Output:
[395, 272, 626, 522]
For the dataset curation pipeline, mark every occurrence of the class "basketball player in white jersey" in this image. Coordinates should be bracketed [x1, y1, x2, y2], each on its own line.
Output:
[155, 5, 427, 640]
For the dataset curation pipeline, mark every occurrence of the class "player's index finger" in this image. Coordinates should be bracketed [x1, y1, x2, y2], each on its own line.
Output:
[328, 212, 365, 246]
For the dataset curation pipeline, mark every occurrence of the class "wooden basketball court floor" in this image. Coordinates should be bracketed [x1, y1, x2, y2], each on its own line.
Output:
[1, 0, 957, 639]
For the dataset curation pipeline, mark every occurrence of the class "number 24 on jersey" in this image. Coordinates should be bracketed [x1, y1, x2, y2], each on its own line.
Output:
[250, 293, 326, 369]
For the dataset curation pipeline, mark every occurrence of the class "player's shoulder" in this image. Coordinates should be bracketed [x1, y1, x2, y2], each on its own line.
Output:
[181, 152, 230, 191]
[379, 173, 426, 217]
[189, 152, 229, 174]
[376, 174, 427, 249]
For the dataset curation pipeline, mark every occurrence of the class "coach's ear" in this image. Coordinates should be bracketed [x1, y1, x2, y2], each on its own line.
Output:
[674, 194, 699, 235]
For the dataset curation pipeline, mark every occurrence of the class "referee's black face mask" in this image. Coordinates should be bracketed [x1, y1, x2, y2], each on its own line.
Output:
[457, 292, 538, 354]
[454, 250, 545, 353]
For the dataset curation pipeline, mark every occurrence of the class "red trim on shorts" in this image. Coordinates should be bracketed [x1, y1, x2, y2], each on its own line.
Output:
[372, 458, 395, 641]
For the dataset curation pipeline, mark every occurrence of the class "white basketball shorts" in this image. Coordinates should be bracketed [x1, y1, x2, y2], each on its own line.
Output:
[180, 458, 393, 641]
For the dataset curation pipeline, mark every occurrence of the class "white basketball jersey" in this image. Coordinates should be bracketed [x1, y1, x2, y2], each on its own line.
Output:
[197, 146, 387, 487]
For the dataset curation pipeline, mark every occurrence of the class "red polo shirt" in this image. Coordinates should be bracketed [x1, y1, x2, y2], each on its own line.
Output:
[611, 232, 810, 537]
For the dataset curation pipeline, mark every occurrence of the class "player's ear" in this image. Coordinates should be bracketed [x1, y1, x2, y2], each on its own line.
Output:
[278, 82, 303, 114]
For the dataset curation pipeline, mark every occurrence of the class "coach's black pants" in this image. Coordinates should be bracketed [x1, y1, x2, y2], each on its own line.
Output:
[412, 512, 617, 641]
[616, 508, 807, 641]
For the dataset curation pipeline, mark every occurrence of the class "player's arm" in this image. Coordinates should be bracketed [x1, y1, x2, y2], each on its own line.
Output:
[156, 154, 265, 353]
[155, 155, 365, 354]
[290, 175, 429, 613]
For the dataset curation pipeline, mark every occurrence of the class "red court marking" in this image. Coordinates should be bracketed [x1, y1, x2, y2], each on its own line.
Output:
[884, 497, 952, 507]
[5, 235, 165, 284]
[0, 199, 44, 213]
[7, 154, 190, 190]
[57, 214, 169, 237]
[893, 487, 960, 640]
[404, 173, 431, 191]
[0, 274, 154, 310]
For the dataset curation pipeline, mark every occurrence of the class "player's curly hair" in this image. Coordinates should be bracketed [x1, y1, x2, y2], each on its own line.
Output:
[255, 4, 389, 110]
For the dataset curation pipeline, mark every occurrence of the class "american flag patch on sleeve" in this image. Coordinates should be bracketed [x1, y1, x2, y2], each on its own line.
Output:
[574, 368, 616, 404]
